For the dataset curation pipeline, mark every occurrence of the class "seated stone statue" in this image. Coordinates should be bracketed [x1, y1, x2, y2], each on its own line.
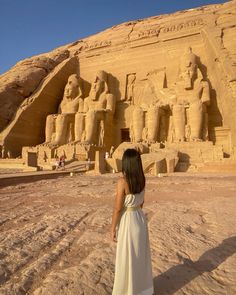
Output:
[171, 47, 210, 142]
[131, 70, 168, 143]
[74, 70, 116, 145]
[45, 74, 83, 146]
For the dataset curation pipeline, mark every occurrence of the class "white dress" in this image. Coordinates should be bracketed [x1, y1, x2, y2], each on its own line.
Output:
[112, 191, 153, 295]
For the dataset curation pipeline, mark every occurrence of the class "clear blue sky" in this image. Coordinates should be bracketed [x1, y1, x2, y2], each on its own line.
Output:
[0, 0, 227, 75]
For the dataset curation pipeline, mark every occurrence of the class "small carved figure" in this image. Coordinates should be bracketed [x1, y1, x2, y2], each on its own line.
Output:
[129, 125, 135, 142]
[109, 145, 115, 157]
[142, 127, 148, 143]
[125, 73, 136, 104]
[1, 145, 5, 158]
[185, 125, 191, 142]
[81, 130, 86, 142]
[98, 120, 105, 146]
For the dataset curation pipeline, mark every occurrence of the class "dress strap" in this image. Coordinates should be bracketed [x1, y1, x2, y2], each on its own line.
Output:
[124, 205, 141, 212]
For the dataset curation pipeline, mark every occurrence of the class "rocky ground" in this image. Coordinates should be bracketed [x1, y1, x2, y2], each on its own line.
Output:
[0, 172, 236, 295]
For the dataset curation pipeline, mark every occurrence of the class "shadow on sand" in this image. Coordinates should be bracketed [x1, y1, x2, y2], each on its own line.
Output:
[153, 236, 236, 295]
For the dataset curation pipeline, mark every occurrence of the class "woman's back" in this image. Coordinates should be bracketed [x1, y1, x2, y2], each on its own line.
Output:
[123, 190, 144, 208]
[112, 149, 153, 295]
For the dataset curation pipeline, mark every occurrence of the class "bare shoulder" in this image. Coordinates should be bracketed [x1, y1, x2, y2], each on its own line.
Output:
[117, 177, 126, 189]
[117, 177, 129, 194]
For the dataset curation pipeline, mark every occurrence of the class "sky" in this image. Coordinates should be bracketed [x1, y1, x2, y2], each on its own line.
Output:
[0, 0, 227, 75]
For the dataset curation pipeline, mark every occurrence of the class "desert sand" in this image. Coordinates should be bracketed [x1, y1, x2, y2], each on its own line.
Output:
[0, 171, 236, 295]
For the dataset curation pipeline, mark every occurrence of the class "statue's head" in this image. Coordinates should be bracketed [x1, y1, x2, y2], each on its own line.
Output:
[64, 74, 81, 99]
[179, 46, 198, 89]
[90, 70, 108, 100]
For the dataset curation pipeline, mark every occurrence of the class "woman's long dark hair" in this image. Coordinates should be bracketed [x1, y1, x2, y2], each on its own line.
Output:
[122, 149, 145, 194]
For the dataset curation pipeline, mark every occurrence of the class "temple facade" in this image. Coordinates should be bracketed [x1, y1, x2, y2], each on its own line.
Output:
[0, 1, 236, 172]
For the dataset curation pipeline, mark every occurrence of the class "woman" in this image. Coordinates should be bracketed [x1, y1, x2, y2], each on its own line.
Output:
[112, 149, 153, 295]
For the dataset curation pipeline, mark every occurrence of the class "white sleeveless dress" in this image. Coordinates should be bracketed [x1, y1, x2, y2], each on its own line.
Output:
[112, 191, 153, 295]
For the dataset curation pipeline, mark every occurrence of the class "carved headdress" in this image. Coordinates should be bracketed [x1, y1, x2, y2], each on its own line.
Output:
[96, 70, 109, 93]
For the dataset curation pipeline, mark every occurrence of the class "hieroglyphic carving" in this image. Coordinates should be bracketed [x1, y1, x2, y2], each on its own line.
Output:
[131, 18, 204, 42]
[160, 19, 204, 34]
[78, 41, 112, 52]
[88, 40, 112, 50]
[138, 28, 160, 39]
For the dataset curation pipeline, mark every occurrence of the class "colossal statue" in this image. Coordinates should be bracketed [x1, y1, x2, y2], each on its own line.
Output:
[74, 70, 116, 145]
[131, 71, 168, 143]
[44, 74, 83, 146]
[171, 47, 211, 142]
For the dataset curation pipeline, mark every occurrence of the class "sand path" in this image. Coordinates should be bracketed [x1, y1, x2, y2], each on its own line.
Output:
[0, 172, 235, 294]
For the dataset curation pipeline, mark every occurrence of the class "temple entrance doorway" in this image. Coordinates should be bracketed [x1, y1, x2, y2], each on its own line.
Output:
[121, 128, 130, 142]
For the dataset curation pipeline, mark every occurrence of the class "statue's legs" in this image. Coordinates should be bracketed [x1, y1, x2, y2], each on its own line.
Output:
[189, 101, 203, 141]
[172, 105, 185, 142]
[45, 115, 57, 143]
[133, 107, 144, 142]
[74, 113, 85, 142]
[85, 111, 109, 145]
[147, 107, 160, 143]
[54, 114, 74, 145]
[85, 111, 97, 144]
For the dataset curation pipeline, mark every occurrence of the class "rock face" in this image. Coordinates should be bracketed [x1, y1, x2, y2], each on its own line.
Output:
[0, 50, 70, 131]
[0, 1, 236, 171]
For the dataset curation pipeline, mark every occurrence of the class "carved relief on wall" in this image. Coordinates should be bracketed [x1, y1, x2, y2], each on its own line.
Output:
[124, 73, 136, 105]
[130, 18, 204, 42]
[75, 40, 112, 53]
[160, 18, 203, 34]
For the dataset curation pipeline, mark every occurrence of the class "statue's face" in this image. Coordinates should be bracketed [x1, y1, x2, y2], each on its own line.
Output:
[90, 77, 104, 100]
[64, 77, 78, 98]
[180, 48, 197, 89]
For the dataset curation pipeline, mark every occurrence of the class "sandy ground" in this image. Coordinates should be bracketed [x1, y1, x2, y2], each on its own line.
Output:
[0, 172, 236, 295]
